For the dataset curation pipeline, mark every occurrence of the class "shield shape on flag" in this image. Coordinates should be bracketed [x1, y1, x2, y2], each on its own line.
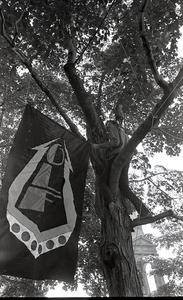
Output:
[7, 137, 76, 259]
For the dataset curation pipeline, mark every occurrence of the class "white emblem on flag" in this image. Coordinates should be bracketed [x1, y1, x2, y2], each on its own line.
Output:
[7, 139, 76, 258]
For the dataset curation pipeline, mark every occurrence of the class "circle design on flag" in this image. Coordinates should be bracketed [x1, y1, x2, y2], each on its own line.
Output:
[21, 231, 30, 241]
[58, 235, 67, 245]
[46, 240, 54, 249]
[31, 240, 37, 251]
[38, 244, 42, 254]
[12, 223, 20, 233]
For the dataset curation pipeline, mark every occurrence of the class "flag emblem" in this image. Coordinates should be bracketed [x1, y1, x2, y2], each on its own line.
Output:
[7, 138, 77, 258]
[0, 105, 90, 281]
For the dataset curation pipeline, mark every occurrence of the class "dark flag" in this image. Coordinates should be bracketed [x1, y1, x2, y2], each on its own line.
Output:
[0, 104, 90, 282]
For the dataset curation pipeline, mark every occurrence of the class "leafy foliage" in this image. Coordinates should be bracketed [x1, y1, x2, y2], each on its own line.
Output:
[0, 275, 57, 297]
[0, 0, 183, 297]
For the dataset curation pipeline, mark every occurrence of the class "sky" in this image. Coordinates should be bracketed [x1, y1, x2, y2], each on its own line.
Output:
[46, 23, 183, 300]
[150, 148, 183, 171]
[47, 283, 89, 298]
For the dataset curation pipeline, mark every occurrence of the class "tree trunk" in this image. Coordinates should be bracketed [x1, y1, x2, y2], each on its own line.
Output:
[63, 59, 143, 296]
[95, 176, 143, 297]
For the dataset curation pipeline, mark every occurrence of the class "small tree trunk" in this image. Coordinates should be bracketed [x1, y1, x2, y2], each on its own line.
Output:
[96, 181, 143, 297]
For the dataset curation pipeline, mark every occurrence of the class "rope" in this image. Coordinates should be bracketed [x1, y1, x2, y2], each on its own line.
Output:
[25, 73, 31, 103]
[168, 0, 176, 8]
[150, 113, 158, 134]
[120, 41, 148, 105]
[75, 0, 118, 65]
[154, 127, 183, 141]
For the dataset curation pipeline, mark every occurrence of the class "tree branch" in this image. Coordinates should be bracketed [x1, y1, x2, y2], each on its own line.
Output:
[0, 100, 5, 128]
[64, 35, 105, 142]
[64, 63, 104, 140]
[109, 0, 181, 195]
[12, 0, 31, 46]
[97, 72, 105, 114]
[132, 209, 174, 227]
[0, 10, 83, 139]
[109, 82, 175, 196]
[147, 178, 172, 200]
[74, 0, 117, 65]
[153, 126, 183, 141]
[19, 51, 83, 138]
[172, 66, 183, 89]
[130, 172, 165, 183]
[172, 213, 183, 222]
[139, 0, 169, 90]
[0, 9, 13, 46]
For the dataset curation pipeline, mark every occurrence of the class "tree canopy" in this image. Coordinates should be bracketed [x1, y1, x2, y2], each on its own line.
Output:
[0, 0, 183, 297]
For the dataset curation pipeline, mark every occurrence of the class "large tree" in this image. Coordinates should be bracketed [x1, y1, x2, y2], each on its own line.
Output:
[0, 0, 183, 297]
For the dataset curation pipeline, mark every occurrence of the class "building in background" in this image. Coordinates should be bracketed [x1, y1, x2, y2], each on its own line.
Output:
[132, 224, 165, 296]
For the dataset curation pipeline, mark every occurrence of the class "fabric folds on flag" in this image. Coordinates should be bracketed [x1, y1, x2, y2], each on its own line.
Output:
[0, 104, 90, 282]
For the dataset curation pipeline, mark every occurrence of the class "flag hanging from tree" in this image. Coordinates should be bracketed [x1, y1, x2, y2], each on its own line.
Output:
[0, 104, 90, 282]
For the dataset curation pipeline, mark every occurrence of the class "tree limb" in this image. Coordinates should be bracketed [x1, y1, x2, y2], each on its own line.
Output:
[97, 72, 105, 114]
[109, 0, 181, 195]
[132, 209, 174, 227]
[130, 172, 165, 183]
[139, 0, 169, 90]
[172, 66, 183, 89]
[0, 9, 13, 46]
[12, 0, 31, 46]
[109, 87, 175, 195]
[0, 10, 83, 139]
[74, 0, 117, 65]
[0, 100, 5, 128]
[64, 63, 105, 140]
[171, 213, 183, 222]
[147, 178, 172, 200]
[18, 50, 83, 138]
[153, 126, 183, 141]
[64, 35, 105, 142]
